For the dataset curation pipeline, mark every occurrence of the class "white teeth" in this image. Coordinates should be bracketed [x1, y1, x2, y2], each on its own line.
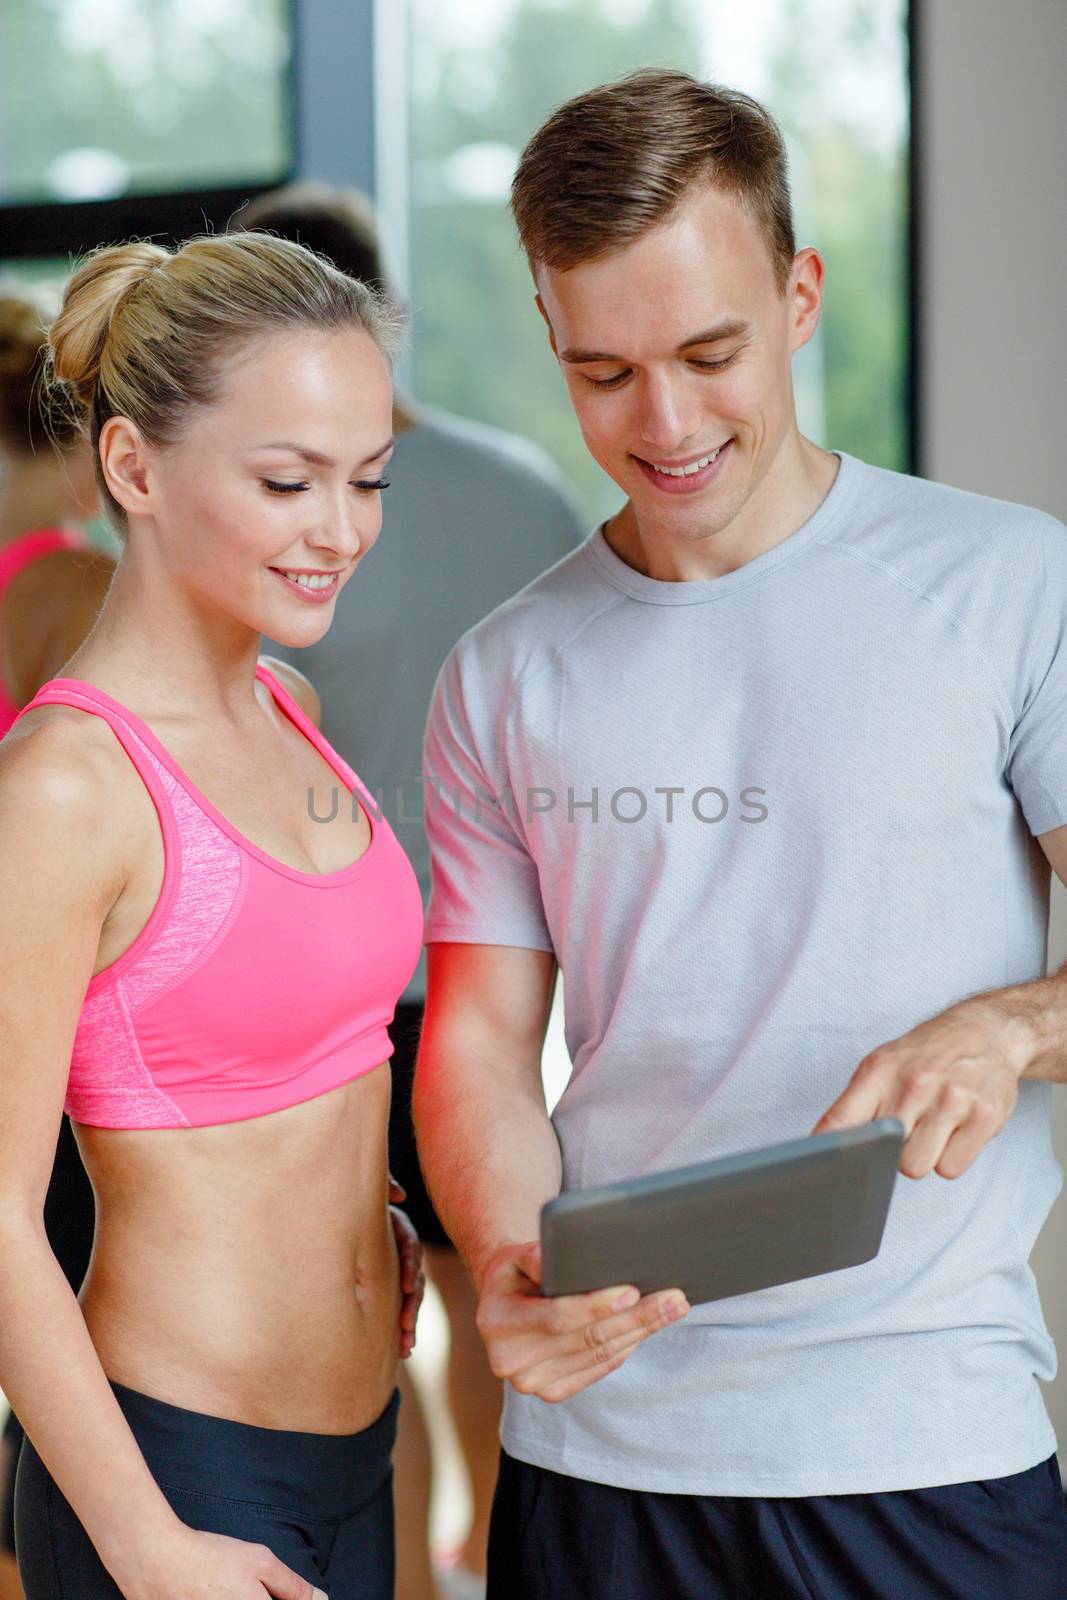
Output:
[282, 571, 335, 590]
[651, 443, 727, 477]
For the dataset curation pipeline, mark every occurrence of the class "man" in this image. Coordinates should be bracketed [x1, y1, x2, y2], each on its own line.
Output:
[413, 68, 1067, 1599]
[242, 184, 584, 1600]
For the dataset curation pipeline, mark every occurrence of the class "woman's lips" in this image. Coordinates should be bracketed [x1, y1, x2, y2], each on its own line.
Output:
[269, 568, 340, 603]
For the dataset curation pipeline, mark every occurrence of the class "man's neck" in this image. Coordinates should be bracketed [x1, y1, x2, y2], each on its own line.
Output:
[603, 435, 839, 584]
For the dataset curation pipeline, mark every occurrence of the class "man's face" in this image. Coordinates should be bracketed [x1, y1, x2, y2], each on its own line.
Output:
[536, 183, 821, 542]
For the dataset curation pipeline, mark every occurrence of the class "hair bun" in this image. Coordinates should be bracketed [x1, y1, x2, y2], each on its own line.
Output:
[48, 241, 169, 413]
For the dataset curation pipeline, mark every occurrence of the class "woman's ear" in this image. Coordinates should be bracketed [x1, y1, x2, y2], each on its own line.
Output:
[98, 415, 154, 521]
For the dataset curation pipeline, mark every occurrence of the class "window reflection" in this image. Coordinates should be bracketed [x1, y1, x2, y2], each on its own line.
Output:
[407, 0, 909, 521]
[0, 0, 292, 204]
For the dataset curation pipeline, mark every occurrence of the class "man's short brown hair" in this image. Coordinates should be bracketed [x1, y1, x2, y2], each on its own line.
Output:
[510, 69, 797, 296]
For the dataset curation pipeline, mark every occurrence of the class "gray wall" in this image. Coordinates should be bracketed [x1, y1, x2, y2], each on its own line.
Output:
[920, 0, 1067, 1440]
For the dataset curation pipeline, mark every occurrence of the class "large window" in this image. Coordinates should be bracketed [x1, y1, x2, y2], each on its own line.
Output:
[0, 0, 296, 268]
[0, 0, 292, 206]
[406, 0, 912, 523]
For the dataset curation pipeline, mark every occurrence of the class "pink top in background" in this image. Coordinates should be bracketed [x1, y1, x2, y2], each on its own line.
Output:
[0, 527, 92, 736]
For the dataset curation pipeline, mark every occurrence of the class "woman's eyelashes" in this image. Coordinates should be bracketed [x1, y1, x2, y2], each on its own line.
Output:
[262, 478, 391, 495]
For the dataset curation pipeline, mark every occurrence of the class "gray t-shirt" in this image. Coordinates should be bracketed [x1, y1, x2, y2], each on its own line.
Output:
[424, 449, 1067, 1496]
[266, 406, 584, 1002]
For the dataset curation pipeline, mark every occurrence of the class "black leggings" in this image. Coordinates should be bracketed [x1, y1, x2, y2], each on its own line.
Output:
[14, 1379, 398, 1599]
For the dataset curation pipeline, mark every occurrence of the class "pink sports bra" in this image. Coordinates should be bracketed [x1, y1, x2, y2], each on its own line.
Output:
[13, 665, 424, 1129]
[0, 527, 93, 737]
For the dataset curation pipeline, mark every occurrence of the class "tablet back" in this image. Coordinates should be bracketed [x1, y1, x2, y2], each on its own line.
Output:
[540, 1118, 904, 1305]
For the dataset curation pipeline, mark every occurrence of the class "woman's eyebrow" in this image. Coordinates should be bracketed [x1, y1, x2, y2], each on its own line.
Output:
[248, 438, 395, 467]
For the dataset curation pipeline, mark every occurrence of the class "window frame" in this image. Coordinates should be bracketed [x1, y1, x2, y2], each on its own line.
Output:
[0, 0, 917, 473]
[0, 0, 386, 259]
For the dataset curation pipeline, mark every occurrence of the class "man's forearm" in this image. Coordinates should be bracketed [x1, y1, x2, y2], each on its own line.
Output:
[413, 1040, 563, 1289]
[955, 960, 1067, 1083]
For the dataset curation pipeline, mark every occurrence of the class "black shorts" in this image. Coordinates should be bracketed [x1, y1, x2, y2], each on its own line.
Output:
[2, 1114, 95, 1555]
[15, 1380, 398, 1598]
[387, 1001, 453, 1249]
[488, 1447, 1067, 1600]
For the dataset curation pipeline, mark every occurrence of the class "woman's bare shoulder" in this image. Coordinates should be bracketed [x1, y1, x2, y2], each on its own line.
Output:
[257, 654, 322, 728]
[0, 706, 141, 893]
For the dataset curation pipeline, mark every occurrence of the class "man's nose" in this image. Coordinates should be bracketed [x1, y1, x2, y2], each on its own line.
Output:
[635, 373, 700, 455]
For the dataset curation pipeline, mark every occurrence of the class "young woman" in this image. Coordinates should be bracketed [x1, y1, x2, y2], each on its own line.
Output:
[0, 233, 425, 1600]
[0, 284, 115, 1600]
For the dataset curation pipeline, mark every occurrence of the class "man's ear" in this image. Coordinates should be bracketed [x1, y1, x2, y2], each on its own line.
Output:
[98, 416, 155, 522]
[788, 246, 824, 356]
[534, 292, 559, 358]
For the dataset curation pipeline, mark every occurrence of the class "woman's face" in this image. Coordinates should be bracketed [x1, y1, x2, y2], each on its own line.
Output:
[138, 325, 394, 645]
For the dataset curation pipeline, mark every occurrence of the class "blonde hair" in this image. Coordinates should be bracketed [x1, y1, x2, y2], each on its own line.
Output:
[0, 282, 80, 456]
[46, 232, 402, 533]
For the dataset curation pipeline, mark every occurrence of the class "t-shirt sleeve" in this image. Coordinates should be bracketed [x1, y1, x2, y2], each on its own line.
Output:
[423, 643, 555, 952]
[1005, 519, 1067, 837]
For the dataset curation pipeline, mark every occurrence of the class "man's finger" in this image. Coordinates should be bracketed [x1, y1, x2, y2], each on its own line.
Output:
[519, 1294, 688, 1394]
[539, 1288, 688, 1356]
[521, 1325, 651, 1393]
[899, 1086, 974, 1177]
[511, 1239, 543, 1288]
[575, 1290, 689, 1351]
[935, 1115, 990, 1180]
[812, 1058, 887, 1135]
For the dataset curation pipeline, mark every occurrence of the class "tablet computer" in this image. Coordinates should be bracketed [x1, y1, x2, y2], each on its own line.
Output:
[540, 1117, 904, 1305]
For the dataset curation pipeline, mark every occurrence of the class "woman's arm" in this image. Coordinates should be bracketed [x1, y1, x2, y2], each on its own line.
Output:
[0, 717, 192, 1587]
[0, 713, 335, 1599]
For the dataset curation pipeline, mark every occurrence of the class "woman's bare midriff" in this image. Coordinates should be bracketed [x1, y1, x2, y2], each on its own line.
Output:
[74, 1060, 401, 1436]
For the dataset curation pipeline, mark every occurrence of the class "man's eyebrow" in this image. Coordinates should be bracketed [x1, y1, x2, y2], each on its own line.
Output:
[559, 320, 752, 364]
[249, 438, 395, 468]
[678, 319, 751, 349]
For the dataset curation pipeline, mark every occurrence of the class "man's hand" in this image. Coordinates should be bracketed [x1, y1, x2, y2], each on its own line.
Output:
[811, 1002, 1034, 1179]
[475, 1240, 689, 1404]
[388, 1178, 425, 1359]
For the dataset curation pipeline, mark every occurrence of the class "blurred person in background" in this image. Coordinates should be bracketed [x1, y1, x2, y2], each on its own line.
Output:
[0, 285, 113, 728]
[0, 284, 114, 1600]
[235, 183, 584, 1600]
